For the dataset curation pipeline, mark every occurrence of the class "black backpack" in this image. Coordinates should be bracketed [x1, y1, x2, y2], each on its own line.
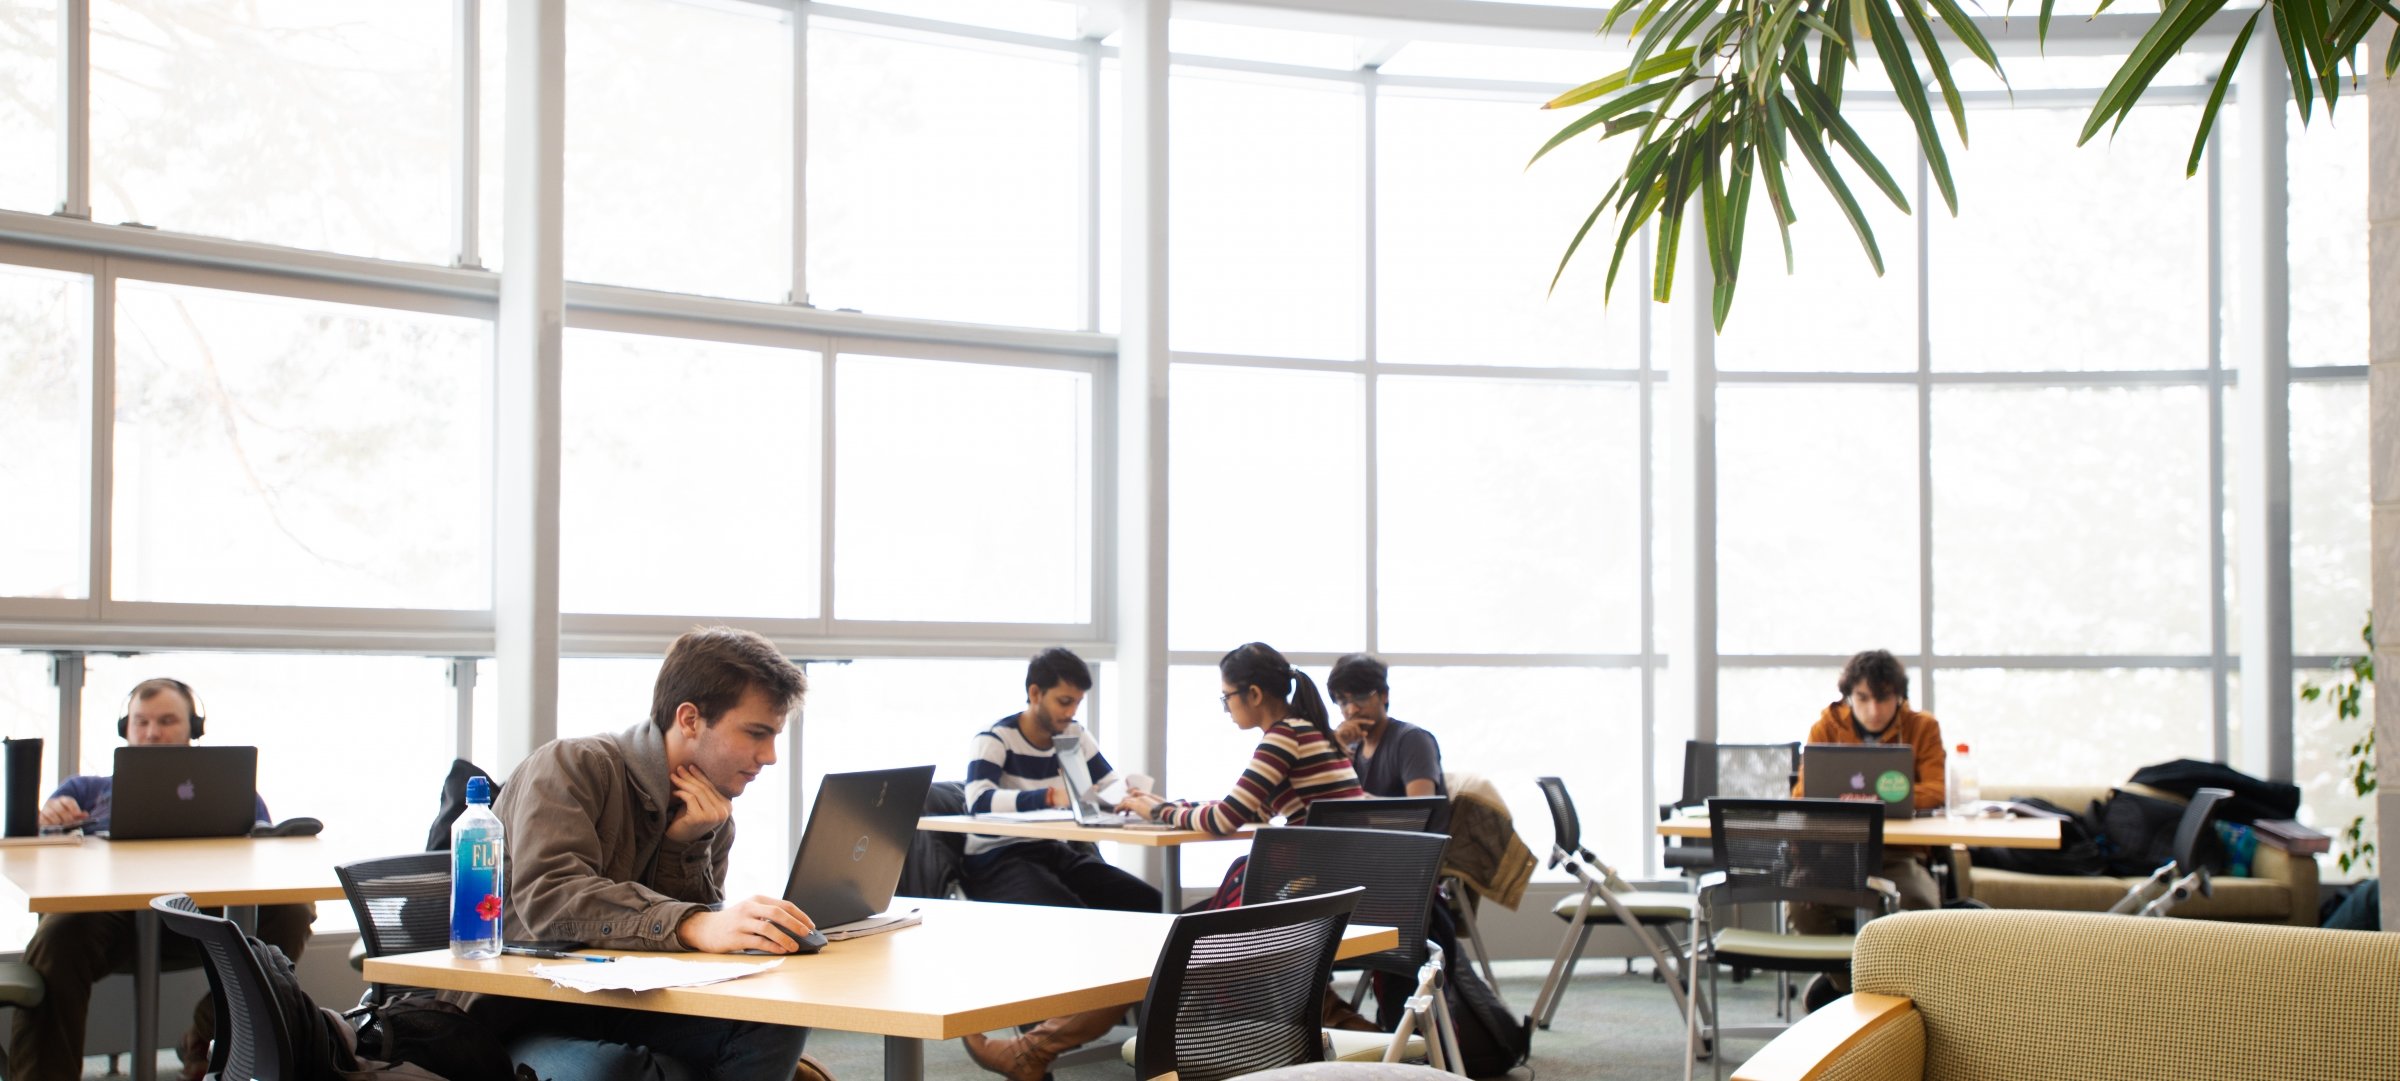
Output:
[1444, 950, 1530, 1078]
[426, 759, 500, 852]
[2127, 759, 2300, 824]
[2097, 787, 2224, 877]
[350, 993, 523, 1081]
[247, 936, 361, 1079]
[1968, 797, 2106, 876]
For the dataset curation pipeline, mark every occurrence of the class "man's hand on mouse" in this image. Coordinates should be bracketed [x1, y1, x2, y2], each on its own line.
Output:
[676, 895, 817, 954]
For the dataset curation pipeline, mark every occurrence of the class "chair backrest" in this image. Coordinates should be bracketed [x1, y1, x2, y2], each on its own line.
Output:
[1678, 741, 1802, 805]
[1533, 776, 1580, 862]
[1304, 796, 1447, 835]
[1135, 886, 1363, 1081]
[1243, 826, 1448, 975]
[151, 894, 295, 1081]
[336, 851, 453, 961]
[2170, 786, 2234, 895]
[1707, 798, 1887, 914]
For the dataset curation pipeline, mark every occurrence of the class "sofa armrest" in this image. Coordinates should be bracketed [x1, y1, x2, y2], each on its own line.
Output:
[1731, 993, 1922, 1081]
[2248, 841, 2320, 926]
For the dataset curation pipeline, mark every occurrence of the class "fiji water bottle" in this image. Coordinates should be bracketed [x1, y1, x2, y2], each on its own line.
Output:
[450, 776, 504, 958]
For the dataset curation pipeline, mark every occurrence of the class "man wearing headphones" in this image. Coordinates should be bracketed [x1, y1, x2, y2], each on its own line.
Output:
[9, 678, 315, 1081]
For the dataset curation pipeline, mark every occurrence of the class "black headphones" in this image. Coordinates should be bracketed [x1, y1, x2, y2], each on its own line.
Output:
[118, 678, 206, 740]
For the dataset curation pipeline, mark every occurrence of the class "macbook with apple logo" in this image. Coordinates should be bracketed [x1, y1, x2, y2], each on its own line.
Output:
[104, 746, 260, 840]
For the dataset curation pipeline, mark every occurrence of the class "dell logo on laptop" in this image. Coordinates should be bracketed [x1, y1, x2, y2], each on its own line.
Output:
[851, 836, 870, 862]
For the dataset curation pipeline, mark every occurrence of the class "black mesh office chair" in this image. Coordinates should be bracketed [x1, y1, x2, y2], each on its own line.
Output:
[335, 851, 451, 1005]
[1531, 777, 1704, 1033]
[1305, 797, 1448, 835]
[1129, 887, 1364, 1081]
[1686, 799, 1897, 1078]
[1243, 827, 1461, 1070]
[1662, 742, 1801, 872]
[151, 894, 294, 1081]
[2110, 786, 2235, 917]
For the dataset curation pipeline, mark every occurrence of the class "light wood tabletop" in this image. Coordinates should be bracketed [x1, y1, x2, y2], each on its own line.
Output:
[366, 897, 1399, 1081]
[914, 814, 1245, 848]
[1655, 810, 2061, 849]
[0, 833, 398, 913]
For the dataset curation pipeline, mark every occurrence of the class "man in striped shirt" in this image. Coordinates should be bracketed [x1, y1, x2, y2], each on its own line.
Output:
[961, 648, 1161, 912]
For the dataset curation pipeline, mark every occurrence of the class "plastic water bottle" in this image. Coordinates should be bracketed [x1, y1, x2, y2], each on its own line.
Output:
[1946, 743, 1981, 818]
[450, 776, 504, 959]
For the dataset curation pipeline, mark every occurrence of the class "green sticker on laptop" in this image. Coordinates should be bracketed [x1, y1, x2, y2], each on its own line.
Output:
[1874, 770, 1911, 804]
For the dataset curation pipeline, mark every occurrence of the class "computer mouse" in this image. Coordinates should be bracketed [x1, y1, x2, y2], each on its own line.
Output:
[741, 922, 826, 955]
[250, 817, 323, 838]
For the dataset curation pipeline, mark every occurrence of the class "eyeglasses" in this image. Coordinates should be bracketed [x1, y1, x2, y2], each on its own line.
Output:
[1219, 689, 1240, 711]
[1332, 693, 1380, 709]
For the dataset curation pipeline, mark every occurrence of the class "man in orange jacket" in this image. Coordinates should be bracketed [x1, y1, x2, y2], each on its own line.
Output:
[1791, 650, 1948, 1009]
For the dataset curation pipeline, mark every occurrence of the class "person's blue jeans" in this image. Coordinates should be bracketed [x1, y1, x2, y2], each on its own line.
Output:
[504, 1000, 807, 1081]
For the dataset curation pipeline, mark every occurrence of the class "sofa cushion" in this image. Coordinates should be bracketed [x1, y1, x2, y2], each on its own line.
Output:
[1852, 910, 2400, 1081]
[1970, 867, 2292, 921]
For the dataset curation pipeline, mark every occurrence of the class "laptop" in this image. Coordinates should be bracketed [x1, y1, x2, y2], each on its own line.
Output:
[778, 765, 935, 933]
[1052, 731, 1151, 828]
[106, 746, 260, 840]
[1800, 743, 1917, 819]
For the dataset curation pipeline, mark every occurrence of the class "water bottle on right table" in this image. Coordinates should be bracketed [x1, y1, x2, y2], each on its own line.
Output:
[1945, 742, 1980, 817]
[451, 775, 504, 959]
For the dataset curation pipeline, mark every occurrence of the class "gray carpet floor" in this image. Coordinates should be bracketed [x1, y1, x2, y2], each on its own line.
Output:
[85, 960, 1792, 1081]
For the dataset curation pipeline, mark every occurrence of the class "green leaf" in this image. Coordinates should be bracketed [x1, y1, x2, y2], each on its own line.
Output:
[1630, 0, 1714, 75]
[1544, 46, 1702, 111]
[1860, 0, 1959, 211]
[1531, 80, 1681, 167]
[1612, 179, 1669, 300]
[1896, 0, 1972, 146]
[1775, 94, 1887, 274]
[2387, 18, 2399, 77]
[2271, 1, 2316, 124]
[2038, 0, 2058, 50]
[1788, 68, 1913, 210]
[1756, 112, 1799, 271]
[2186, 12, 2258, 176]
[2082, 0, 2234, 144]
[1925, 0, 2008, 77]
[1550, 200, 1610, 296]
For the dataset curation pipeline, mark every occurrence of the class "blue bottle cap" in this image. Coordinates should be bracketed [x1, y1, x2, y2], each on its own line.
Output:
[465, 776, 492, 805]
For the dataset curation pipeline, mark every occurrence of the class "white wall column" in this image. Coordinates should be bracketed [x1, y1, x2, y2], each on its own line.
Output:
[1115, 0, 1171, 886]
[2228, 37, 2293, 779]
[2365, 68, 2400, 929]
[494, 0, 565, 773]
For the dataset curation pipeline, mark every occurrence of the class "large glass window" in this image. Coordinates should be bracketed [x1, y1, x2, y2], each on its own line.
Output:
[1717, 386, 1920, 654]
[1930, 386, 2212, 654]
[0, 263, 91, 600]
[2286, 99, 2368, 367]
[2293, 668, 2373, 878]
[1375, 90, 1638, 369]
[0, 0, 57, 214]
[89, 0, 452, 263]
[78, 652, 454, 853]
[2290, 380, 2371, 656]
[566, 0, 791, 301]
[562, 328, 822, 618]
[1168, 364, 1365, 653]
[1713, 115, 1919, 372]
[1170, 69, 1362, 360]
[833, 353, 1092, 624]
[1935, 667, 2212, 784]
[1403, 666, 1644, 877]
[807, 20, 1083, 328]
[1927, 106, 2208, 372]
[111, 279, 493, 609]
[1377, 376, 1639, 653]
[0, 652, 53, 744]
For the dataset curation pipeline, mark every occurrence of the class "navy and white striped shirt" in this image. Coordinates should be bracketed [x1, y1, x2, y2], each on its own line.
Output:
[963, 713, 1122, 856]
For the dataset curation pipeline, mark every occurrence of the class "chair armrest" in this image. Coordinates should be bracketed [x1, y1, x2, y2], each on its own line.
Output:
[2248, 842, 2321, 926]
[1730, 993, 1920, 1081]
[1865, 875, 1901, 915]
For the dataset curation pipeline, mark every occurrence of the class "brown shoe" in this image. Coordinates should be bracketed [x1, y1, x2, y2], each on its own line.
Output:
[176, 1026, 210, 1081]
[793, 1051, 836, 1081]
[961, 1032, 1047, 1081]
[1321, 986, 1381, 1033]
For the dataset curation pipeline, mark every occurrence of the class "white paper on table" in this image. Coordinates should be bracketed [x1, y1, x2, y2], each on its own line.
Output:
[529, 957, 783, 993]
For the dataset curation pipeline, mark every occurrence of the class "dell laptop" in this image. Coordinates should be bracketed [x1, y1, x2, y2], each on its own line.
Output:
[107, 746, 260, 840]
[1800, 743, 1917, 819]
[779, 765, 934, 931]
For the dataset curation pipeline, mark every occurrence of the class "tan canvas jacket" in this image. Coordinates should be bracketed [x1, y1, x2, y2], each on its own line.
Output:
[493, 721, 734, 951]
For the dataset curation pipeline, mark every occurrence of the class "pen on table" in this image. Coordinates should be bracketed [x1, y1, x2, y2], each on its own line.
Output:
[502, 946, 614, 963]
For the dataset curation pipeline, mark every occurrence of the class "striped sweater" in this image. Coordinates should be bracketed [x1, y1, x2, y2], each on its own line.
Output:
[963, 714, 1121, 856]
[1154, 717, 1363, 836]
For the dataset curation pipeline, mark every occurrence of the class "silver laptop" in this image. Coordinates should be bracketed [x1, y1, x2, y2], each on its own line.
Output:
[106, 746, 259, 840]
[779, 765, 934, 930]
[1053, 731, 1144, 828]
[1800, 743, 1917, 819]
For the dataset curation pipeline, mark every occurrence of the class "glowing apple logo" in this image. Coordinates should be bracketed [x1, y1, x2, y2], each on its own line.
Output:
[1849, 772, 1867, 791]
[176, 780, 196, 801]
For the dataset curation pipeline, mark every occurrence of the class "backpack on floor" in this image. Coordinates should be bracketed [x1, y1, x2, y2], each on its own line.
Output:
[350, 992, 522, 1081]
[1444, 952, 1530, 1078]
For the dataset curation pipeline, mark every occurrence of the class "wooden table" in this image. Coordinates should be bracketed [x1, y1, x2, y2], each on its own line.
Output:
[1655, 809, 2062, 849]
[366, 897, 1399, 1081]
[0, 834, 395, 1081]
[915, 815, 1252, 912]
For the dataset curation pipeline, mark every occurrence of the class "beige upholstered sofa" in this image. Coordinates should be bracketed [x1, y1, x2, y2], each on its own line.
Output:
[1956, 783, 2317, 926]
[1731, 909, 2400, 1081]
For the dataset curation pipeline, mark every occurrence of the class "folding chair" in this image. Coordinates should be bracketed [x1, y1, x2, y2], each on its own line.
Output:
[2108, 787, 2234, 917]
[1530, 776, 1704, 1034]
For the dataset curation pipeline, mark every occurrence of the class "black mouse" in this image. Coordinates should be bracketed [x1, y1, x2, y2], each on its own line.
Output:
[742, 921, 826, 955]
[250, 817, 323, 838]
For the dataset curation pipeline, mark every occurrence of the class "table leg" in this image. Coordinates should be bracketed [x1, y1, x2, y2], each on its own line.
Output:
[1161, 848, 1182, 914]
[132, 908, 159, 1081]
[883, 1036, 924, 1081]
[230, 904, 258, 935]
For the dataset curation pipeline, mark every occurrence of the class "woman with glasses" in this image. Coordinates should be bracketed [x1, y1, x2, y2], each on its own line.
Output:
[1118, 641, 1363, 836]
